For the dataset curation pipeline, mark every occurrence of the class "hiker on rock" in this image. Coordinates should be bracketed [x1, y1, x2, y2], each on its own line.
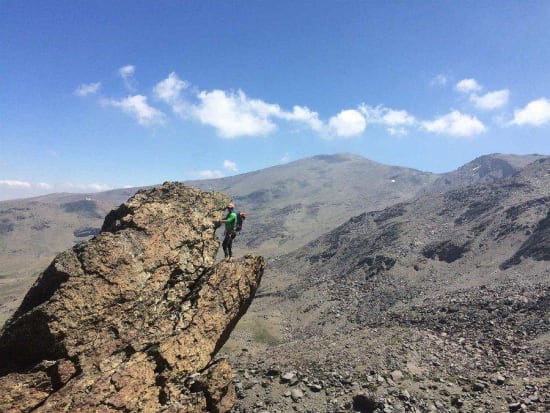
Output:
[220, 203, 237, 260]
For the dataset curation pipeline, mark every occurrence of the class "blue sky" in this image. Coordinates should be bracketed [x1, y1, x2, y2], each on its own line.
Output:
[1, 1, 550, 200]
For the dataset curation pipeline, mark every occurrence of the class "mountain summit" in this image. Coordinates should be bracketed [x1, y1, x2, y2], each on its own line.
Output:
[0, 183, 265, 412]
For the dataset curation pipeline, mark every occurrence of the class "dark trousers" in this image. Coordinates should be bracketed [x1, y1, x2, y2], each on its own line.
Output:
[222, 231, 235, 257]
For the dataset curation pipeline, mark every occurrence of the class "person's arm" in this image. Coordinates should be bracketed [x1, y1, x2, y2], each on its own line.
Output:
[218, 212, 232, 224]
[221, 213, 236, 225]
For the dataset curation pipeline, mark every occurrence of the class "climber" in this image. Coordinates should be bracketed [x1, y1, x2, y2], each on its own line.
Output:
[219, 203, 237, 260]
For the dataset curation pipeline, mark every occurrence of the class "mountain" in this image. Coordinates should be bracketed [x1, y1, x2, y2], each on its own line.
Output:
[188, 153, 438, 255]
[0, 183, 264, 412]
[224, 156, 550, 412]
[425, 153, 545, 193]
[0, 153, 437, 325]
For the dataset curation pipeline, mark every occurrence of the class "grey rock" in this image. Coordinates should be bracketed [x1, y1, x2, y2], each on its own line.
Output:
[390, 370, 404, 381]
[290, 388, 304, 402]
[281, 372, 297, 383]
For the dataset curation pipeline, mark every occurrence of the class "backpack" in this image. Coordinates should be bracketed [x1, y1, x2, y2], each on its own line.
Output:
[236, 212, 246, 232]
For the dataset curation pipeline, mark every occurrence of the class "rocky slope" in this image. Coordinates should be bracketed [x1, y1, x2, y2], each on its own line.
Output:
[225, 157, 549, 412]
[0, 183, 265, 412]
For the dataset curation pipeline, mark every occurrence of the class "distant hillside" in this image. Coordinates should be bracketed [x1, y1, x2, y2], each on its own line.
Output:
[272, 156, 549, 329]
[225, 156, 550, 412]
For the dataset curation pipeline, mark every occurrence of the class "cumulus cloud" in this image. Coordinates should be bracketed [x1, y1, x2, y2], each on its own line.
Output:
[422, 110, 486, 137]
[358, 105, 416, 135]
[470, 89, 510, 110]
[328, 109, 366, 138]
[430, 74, 448, 86]
[223, 160, 238, 172]
[119, 65, 136, 91]
[192, 89, 278, 137]
[359, 105, 416, 125]
[74, 82, 101, 97]
[103, 95, 166, 126]
[510, 98, 550, 126]
[455, 78, 482, 93]
[0, 180, 31, 188]
[153, 72, 189, 106]
[37, 182, 53, 189]
[277, 105, 324, 132]
[192, 89, 326, 138]
[153, 73, 325, 138]
[196, 170, 224, 179]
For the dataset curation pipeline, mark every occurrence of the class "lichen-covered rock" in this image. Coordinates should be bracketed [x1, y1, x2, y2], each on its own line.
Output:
[0, 182, 265, 412]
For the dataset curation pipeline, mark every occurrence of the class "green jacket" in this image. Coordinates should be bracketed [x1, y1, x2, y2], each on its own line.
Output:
[224, 211, 237, 231]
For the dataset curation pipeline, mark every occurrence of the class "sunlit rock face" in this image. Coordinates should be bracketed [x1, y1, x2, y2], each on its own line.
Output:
[0, 182, 265, 412]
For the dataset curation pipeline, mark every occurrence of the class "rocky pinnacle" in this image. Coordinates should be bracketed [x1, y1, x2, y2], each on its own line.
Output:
[0, 182, 265, 412]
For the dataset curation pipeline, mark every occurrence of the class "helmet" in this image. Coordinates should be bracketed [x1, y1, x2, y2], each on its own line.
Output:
[240, 212, 246, 219]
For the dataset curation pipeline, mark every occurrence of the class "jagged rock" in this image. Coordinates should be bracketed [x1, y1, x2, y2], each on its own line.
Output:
[281, 371, 298, 384]
[0, 183, 265, 412]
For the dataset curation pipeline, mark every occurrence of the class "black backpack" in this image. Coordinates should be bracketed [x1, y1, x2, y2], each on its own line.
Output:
[236, 212, 246, 232]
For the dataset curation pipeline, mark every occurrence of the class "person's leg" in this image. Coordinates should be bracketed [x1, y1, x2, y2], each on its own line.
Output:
[227, 232, 233, 257]
[222, 232, 230, 257]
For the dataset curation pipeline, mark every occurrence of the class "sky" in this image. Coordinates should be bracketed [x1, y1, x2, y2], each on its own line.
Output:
[1, 1, 550, 200]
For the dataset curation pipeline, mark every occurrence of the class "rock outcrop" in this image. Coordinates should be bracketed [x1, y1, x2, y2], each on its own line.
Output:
[0, 182, 265, 412]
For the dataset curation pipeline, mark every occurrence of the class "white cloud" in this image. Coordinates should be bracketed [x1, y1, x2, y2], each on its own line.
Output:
[153, 72, 189, 105]
[64, 182, 112, 191]
[119, 65, 136, 91]
[470, 89, 510, 110]
[223, 160, 238, 172]
[387, 127, 408, 136]
[0, 180, 31, 188]
[278, 105, 324, 132]
[381, 109, 416, 126]
[119, 65, 135, 77]
[280, 153, 291, 163]
[510, 98, 550, 126]
[358, 105, 416, 135]
[192, 89, 278, 137]
[359, 105, 416, 126]
[455, 78, 482, 93]
[422, 110, 486, 137]
[430, 74, 448, 86]
[154, 72, 325, 138]
[196, 169, 224, 179]
[103, 95, 166, 126]
[74, 82, 101, 97]
[328, 109, 366, 138]
[37, 182, 53, 189]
